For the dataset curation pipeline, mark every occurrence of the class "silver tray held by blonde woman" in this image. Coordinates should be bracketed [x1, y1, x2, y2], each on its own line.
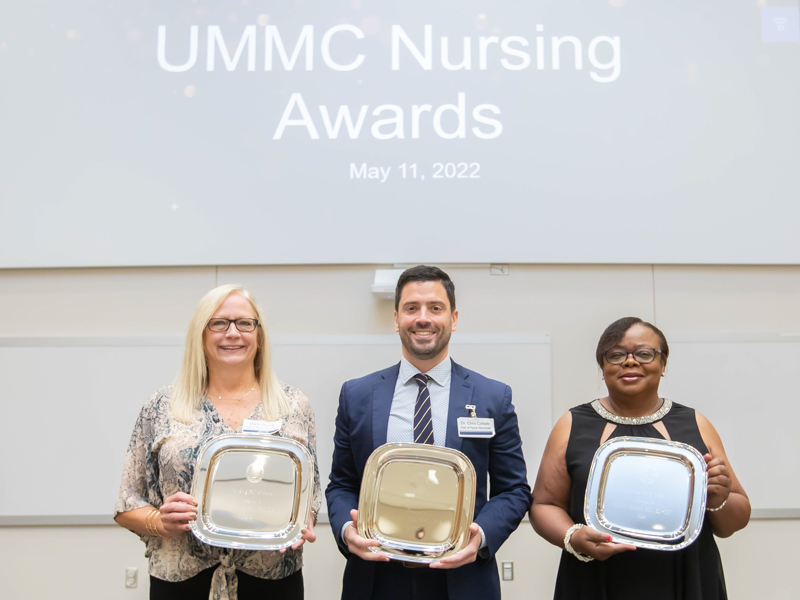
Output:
[190, 433, 313, 550]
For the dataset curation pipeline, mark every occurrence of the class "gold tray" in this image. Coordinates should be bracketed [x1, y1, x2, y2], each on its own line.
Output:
[189, 433, 313, 550]
[358, 443, 476, 563]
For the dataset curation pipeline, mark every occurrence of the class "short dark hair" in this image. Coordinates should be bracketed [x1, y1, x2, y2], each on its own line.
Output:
[595, 317, 669, 367]
[394, 265, 456, 311]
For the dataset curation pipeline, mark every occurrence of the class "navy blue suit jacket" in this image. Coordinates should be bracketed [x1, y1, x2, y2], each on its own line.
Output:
[325, 360, 532, 600]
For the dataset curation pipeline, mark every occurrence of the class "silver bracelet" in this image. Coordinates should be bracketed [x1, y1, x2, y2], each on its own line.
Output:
[564, 524, 594, 562]
[707, 499, 727, 512]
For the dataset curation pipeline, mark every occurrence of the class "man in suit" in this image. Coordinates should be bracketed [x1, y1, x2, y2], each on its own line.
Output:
[326, 265, 531, 600]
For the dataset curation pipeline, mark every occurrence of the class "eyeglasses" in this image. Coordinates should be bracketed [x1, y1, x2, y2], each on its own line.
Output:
[604, 347, 662, 365]
[206, 318, 260, 332]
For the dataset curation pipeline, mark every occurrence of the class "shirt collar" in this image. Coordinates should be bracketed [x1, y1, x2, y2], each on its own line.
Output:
[399, 355, 452, 387]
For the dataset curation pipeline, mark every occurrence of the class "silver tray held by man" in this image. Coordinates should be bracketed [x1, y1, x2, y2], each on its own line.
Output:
[584, 436, 708, 551]
[190, 433, 313, 550]
[358, 442, 477, 563]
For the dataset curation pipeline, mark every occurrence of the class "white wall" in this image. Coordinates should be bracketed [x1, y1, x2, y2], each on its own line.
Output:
[1, 263, 797, 599]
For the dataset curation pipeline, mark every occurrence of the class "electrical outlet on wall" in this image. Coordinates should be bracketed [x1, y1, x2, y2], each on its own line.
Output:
[125, 567, 138, 588]
[502, 561, 513, 580]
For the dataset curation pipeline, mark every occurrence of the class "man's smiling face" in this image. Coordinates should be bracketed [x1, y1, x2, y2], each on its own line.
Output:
[394, 280, 458, 367]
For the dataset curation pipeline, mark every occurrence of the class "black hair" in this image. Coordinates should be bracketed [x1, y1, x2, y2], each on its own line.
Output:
[595, 317, 669, 367]
[394, 265, 456, 311]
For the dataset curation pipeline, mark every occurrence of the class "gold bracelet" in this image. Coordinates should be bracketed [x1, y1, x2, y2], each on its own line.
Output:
[152, 509, 163, 538]
[144, 509, 153, 536]
[145, 508, 156, 536]
[145, 508, 163, 538]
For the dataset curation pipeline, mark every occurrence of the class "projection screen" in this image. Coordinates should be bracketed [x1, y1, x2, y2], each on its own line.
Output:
[1, 1, 798, 267]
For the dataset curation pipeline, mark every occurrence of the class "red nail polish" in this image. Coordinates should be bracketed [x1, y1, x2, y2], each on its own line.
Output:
[605, 535, 612, 541]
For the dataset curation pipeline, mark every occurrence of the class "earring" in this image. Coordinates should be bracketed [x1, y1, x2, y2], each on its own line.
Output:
[601, 376, 605, 381]
[661, 373, 665, 378]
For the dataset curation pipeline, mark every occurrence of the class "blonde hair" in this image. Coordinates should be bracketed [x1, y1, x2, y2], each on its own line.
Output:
[171, 284, 292, 423]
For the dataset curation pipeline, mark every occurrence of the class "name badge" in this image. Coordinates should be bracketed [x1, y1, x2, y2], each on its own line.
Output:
[457, 417, 495, 438]
[242, 419, 282, 435]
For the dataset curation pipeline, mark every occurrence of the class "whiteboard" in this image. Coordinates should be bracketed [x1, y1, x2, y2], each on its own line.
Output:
[0, 335, 551, 523]
[658, 337, 800, 511]
[0, 343, 183, 522]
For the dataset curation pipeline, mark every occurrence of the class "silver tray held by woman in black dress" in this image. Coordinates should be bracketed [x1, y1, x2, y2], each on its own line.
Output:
[584, 436, 708, 551]
[189, 433, 313, 550]
[358, 443, 477, 563]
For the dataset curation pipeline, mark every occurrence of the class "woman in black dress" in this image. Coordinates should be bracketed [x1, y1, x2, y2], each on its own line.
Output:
[530, 317, 750, 600]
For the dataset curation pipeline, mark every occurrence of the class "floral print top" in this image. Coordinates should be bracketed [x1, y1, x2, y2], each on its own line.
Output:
[115, 384, 321, 600]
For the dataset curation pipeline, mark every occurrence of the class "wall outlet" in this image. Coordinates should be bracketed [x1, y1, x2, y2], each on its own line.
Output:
[501, 561, 513, 581]
[125, 567, 138, 588]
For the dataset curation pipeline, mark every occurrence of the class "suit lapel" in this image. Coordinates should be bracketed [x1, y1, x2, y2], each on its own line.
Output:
[445, 361, 474, 451]
[372, 363, 400, 450]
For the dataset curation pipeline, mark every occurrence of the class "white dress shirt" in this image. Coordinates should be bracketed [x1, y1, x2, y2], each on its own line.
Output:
[386, 356, 451, 446]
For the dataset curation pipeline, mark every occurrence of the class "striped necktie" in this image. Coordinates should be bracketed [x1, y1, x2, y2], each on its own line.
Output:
[413, 374, 434, 445]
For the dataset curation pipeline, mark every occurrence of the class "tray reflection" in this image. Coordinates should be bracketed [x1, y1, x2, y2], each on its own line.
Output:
[584, 437, 707, 551]
[375, 461, 459, 544]
[206, 450, 297, 532]
[359, 443, 476, 563]
[190, 434, 312, 550]
[600, 453, 693, 537]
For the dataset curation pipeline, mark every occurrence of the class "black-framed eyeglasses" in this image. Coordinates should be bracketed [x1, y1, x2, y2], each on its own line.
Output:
[206, 318, 260, 332]
[604, 347, 662, 365]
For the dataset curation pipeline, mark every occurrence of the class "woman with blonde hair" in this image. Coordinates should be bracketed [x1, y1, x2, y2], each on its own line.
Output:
[115, 285, 320, 600]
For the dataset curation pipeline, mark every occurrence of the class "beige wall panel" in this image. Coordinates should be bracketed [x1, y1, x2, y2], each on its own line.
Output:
[0, 267, 217, 336]
[716, 519, 797, 600]
[0, 525, 149, 600]
[452, 265, 654, 336]
[496, 525, 561, 600]
[0, 520, 781, 600]
[450, 265, 654, 417]
[302, 525, 345, 599]
[217, 265, 397, 334]
[654, 265, 800, 332]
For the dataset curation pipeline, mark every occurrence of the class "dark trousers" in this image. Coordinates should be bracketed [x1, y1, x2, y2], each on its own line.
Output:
[371, 563, 449, 600]
[149, 566, 303, 600]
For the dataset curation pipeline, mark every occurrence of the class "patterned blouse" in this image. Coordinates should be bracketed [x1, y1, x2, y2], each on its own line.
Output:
[115, 384, 322, 600]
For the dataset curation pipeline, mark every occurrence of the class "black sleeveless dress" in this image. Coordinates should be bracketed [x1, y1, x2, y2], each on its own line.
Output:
[553, 401, 728, 600]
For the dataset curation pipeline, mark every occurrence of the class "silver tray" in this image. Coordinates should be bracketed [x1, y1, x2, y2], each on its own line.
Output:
[584, 436, 707, 551]
[189, 433, 313, 550]
[358, 443, 476, 563]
